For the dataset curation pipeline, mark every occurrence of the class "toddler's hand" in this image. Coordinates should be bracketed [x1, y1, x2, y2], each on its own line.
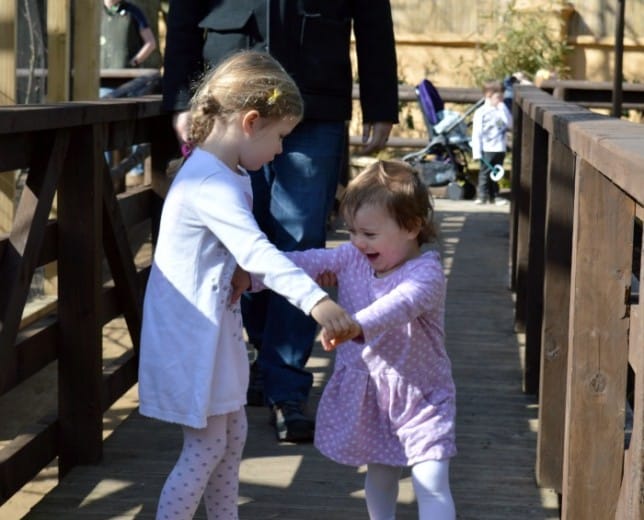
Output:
[320, 323, 362, 351]
[315, 270, 337, 288]
[230, 265, 251, 304]
[310, 297, 361, 351]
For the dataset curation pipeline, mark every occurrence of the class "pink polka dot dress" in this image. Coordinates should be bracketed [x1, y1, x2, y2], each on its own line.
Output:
[287, 244, 456, 467]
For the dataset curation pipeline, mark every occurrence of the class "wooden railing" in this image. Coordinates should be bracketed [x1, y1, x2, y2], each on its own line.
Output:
[0, 96, 176, 506]
[510, 85, 643, 518]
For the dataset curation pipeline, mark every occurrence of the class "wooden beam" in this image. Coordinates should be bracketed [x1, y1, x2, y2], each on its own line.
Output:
[0, 0, 16, 105]
[536, 137, 576, 491]
[72, 0, 100, 100]
[562, 161, 633, 519]
[47, 0, 71, 102]
[0, 0, 16, 236]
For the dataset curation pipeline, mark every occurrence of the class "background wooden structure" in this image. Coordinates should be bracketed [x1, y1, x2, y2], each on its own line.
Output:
[511, 85, 643, 518]
[0, 96, 175, 504]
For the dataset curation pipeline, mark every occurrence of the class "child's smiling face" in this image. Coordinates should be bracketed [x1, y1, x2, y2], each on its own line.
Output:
[346, 203, 421, 277]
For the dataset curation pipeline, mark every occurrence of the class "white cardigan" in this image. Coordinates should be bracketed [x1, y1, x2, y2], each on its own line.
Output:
[138, 148, 327, 428]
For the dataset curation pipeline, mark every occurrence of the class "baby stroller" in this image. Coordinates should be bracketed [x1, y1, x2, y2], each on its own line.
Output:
[402, 79, 483, 200]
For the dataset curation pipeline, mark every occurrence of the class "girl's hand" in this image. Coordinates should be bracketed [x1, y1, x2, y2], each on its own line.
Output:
[230, 265, 251, 304]
[310, 297, 361, 351]
[320, 323, 362, 351]
[315, 270, 338, 288]
[172, 111, 191, 144]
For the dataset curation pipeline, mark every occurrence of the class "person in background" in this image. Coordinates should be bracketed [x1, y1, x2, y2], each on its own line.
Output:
[161, 0, 399, 443]
[249, 159, 457, 519]
[100, 0, 156, 71]
[138, 50, 358, 520]
[471, 79, 512, 205]
[100, 0, 158, 183]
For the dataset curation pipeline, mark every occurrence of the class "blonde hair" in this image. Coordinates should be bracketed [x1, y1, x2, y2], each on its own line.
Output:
[188, 50, 304, 145]
[341, 160, 437, 245]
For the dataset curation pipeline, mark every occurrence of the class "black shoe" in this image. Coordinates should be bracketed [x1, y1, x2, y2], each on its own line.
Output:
[246, 362, 264, 407]
[270, 401, 315, 443]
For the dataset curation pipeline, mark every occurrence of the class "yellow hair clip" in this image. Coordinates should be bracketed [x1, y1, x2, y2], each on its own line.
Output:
[267, 88, 281, 105]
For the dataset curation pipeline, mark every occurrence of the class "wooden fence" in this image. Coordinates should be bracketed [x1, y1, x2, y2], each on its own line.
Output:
[511, 85, 643, 518]
[0, 96, 175, 506]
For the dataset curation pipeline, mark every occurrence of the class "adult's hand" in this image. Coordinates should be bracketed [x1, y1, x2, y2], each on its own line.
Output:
[361, 121, 393, 155]
[172, 111, 191, 143]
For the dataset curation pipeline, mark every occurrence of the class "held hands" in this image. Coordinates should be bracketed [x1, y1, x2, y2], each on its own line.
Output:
[315, 270, 338, 288]
[310, 297, 362, 352]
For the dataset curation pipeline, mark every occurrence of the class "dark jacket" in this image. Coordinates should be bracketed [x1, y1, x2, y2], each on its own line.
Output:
[161, 0, 398, 122]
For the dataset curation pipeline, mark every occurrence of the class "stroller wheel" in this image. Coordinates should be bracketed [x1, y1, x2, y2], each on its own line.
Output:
[462, 181, 477, 200]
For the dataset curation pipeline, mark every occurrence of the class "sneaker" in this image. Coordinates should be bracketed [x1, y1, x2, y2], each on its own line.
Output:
[270, 401, 315, 443]
[495, 198, 509, 206]
[246, 361, 264, 406]
[474, 198, 485, 205]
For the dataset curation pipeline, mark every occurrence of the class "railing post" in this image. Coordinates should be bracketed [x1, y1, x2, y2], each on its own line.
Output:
[616, 206, 643, 519]
[561, 161, 632, 519]
[509, 99, 523, 292]
[514, 104, 534, 338]
[536, 136, 575, 490]
[523, 122, 549, 395]
[57, 124, 104, 475]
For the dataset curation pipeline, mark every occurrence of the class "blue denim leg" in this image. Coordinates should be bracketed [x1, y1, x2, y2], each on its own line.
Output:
[242, 120, 346, 405]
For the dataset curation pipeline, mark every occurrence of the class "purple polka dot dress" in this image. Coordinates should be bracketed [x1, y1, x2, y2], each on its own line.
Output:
[287, 244, 456, 467]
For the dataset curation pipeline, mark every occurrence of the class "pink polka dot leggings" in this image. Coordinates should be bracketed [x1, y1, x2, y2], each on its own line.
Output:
[156, 408, 247, 520]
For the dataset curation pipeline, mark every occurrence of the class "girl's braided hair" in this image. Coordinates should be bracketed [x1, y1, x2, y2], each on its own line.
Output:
[188, 50, 304, 145]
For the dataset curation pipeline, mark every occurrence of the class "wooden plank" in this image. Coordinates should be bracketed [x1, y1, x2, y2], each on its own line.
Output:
[509, 101, 523, 292]
[536, 138, 576, 490]
[46, 0, 71, 101]
[0, 420, 58, 505]
[0, 0, 17, 237]
[0, 0, 15, 105]
[514, 112, 534, 350]
[57, 125, 104, 475]
[616, 204, 644, 519]
[0, 99, 164, 135]
[524, 123, 548, 395]
[101, 162, 143, 351]
[0, 131, 69, 391]
[71, 0, 100, 100]
[562, 162, 634, 519]
[0, 316, 58, 396]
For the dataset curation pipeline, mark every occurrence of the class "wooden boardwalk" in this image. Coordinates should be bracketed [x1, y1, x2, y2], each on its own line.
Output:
[1, 197, 560, 519]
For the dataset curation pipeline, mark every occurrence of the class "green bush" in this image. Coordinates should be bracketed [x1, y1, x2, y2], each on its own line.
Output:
[470, 1, 572, 84]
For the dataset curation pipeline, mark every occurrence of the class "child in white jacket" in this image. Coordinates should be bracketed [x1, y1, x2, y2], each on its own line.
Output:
[471, 80, 512, 204]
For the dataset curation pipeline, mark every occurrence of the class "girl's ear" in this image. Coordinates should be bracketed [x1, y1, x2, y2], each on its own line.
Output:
[241, 110, 261, 135]
[407, 217, 423, 240]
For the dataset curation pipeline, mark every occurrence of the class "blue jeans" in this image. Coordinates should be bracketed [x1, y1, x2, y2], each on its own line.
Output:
[242, 120, 346, 405]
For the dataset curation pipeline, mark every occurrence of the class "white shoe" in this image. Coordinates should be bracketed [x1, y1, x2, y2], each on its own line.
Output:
[494, 198, 508, 206]
[474, 199, 485, 205]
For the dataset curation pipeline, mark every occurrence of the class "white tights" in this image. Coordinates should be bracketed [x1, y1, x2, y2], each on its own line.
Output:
[365, 460, 455, 520]
[156, 408, 247, 520]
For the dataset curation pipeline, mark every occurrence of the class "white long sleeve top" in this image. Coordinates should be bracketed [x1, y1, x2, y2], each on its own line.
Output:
[138, 148, 328, 428]
[470, 99, 512, 160]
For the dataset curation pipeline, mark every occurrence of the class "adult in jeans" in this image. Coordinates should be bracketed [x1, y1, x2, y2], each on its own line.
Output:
[161, 0, 399, 443]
